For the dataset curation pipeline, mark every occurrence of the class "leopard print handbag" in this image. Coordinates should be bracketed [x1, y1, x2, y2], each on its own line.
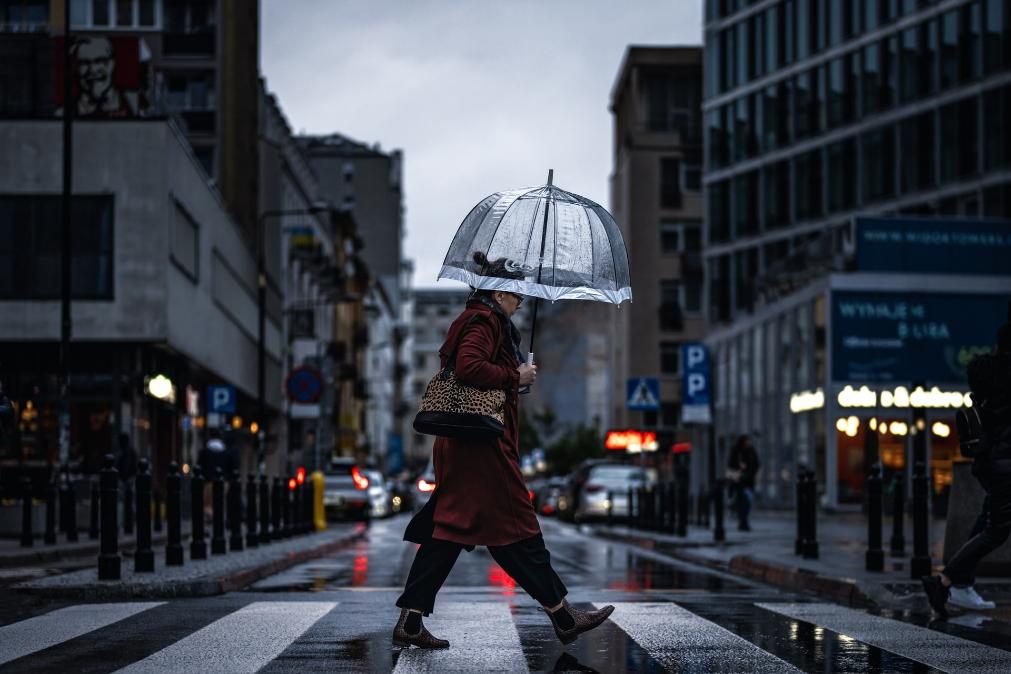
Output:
[413, 317, 507, 439]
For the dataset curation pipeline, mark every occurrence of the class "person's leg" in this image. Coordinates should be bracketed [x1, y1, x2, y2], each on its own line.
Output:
[487, 534, 567, 609]
[396, 538, 464, 617]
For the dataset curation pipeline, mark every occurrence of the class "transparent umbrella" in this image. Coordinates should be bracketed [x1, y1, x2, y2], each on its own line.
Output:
[438, 170, 632, 361]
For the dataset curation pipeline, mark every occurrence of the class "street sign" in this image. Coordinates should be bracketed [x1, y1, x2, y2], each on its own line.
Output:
[626, 377, 660, 411]
[286, 365, 324, 404]
[681, 343, 712, 424]
[207, 385, 236, 414]
[605, 429, 658, 452]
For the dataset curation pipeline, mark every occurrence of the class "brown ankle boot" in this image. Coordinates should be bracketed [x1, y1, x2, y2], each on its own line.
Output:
[544, 600, 614, 644]
[392, 608, 450, 649]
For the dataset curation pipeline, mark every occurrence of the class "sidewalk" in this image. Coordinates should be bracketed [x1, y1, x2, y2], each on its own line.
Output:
[590, 510, 1010, 609]
[0, 530, 176, 569]
[12, 524, 366, 599]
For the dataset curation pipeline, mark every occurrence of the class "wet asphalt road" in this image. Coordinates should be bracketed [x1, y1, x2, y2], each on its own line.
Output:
[2, 514, 1010, 672]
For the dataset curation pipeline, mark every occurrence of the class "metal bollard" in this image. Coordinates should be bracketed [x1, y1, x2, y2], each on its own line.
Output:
[228, 470, 244, 551]
[211, 467, 226, 554]
[713, 479, 726, 542]
[123, 479, 134, 536]
[259, 474, 270, 544]
[45, 473, 58, 545]
[153, 489, 163, 533]
[58, 465, 69, 535]
[65, 469, 78, 543]
[246, 474, 258, 547]
[98, 455, 121, 580]
[306, 481, 315, 532]
[666, 481, 677, 534]
[293, 482, 304, 535]
[676, 470, 689, 537]
[20, 475, 33, 547]
[890, 474, 905, 556]
[795, 470, 806, 555]
[190, 466, 207, 560]
[866, 463, 884, 572]
[87, 480, 98, 541]
[910, 461, 931, 578]
[284, 480, 294, 537]
[165, 462, 184, 566]
[272, 477, 282, 541]
[134, 459, 155, 572]
[802, 470, 819, 559]
[654, 487, 664, 532]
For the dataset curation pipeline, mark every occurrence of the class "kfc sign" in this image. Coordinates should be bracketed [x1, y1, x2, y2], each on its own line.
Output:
[55, 35, 150, 118]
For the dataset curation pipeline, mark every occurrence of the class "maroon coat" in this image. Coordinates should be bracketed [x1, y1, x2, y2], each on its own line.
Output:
[429, 300, 541, 547]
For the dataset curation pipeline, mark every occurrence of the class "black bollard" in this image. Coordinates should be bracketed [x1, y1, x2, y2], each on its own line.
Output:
[713, 479, 726, 542]
[123, 479, 134, 536]
[98, 454, 121, 580]
[45, 474, 58, 545]
[211, 467, 226, 554]
[259, 474, 270, 544]
[190, 466, 207, 560]
[795, 471, 806, 555]
[890, 474, 906, 556]
[293, 482, 303, 535]
[246, 474, 258, 547]
[65, 470, 78, 543]
[134, 459, 155, 572]
[802, 470, 819, 559]
[667, 481, 677, 534]
[910, 461, 931, 578]
[676, 469, 689, 537]
[307, 479, 316, 532]
[284, 480, 294, 537]
[228, 470, 244, 551]
[272, 477, 282, 541]
[153, 489, 163, 533]
[20, 475, 34, 547]
[87, 480, 98, 541]
[866, 463, 884, 572]
[165, 462, 184, 566]
[58, 465, 69, 535]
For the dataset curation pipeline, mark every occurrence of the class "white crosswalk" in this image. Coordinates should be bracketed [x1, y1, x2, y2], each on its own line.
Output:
[0, 602, 164, 666]
[758, 602, 1011, 674]
[0, 598, 1007, 672]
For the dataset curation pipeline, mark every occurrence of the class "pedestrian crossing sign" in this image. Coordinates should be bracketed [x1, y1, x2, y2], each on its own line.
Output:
[626, 377, 660, 411]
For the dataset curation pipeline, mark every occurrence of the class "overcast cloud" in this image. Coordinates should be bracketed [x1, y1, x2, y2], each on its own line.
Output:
[261, 0, 702, 288]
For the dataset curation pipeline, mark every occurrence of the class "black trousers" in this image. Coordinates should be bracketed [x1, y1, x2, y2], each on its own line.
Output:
[396, 533, 568, 616]
[944, 488, 1011, 587]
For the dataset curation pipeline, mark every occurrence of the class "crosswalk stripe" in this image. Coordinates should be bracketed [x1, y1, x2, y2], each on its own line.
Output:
[115, 601, 335, 674]
[599, 602, 803, 673]
[0, 602, 164, 666]
[757, 602, 1011, 674]
[392, 602, 528, 673]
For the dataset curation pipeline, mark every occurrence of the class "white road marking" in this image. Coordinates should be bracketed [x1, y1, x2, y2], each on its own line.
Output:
[392, 602, 528, 673]
[115, 601, 335, 674]
[600, 602, 802, 674]
[758, 602, 1011, 674]
[0, 602, 164, 666]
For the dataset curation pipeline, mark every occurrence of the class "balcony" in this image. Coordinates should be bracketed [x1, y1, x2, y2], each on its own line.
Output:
[177, 110, 215, 134]
[162, 31, 215, 58]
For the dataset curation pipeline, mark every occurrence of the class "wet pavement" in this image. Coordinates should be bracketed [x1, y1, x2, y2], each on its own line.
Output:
[1, 514, 1009, 672]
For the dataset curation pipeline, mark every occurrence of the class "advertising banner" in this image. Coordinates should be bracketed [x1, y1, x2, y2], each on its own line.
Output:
[855, 216, 1011, 276]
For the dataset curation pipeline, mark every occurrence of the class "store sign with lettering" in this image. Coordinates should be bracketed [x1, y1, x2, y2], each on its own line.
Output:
[855, 216, 1011, 276]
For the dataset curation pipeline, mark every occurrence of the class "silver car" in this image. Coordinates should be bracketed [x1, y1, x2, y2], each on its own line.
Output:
[574, 464, 649, 522]
[364, 470, 395, 518]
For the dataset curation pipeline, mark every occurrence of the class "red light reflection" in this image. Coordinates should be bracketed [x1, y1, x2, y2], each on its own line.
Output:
[487, 564, 516, 596]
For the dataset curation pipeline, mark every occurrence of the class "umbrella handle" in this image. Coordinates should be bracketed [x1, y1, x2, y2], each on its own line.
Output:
[527, 352, 535, 366]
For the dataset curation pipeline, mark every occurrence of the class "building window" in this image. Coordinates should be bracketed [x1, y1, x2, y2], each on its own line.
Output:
[659, 280, 682, 332]
[70, 0, 160, 28]
[793, 149, 822, 221]
[899, 23, 935, 103]
[0, 195, 114, 300]
[762, 82, 790, 151]
[861, 42, 882, 116]
[940, 96, 979, 182]
[660, 341, 681, 375]
[707, 108, 727, 170]
[708, 180, 730, 244]
[165, 72, 214, 110]
[763, 160, 790, 230]
[660, 221, 701, 255]
[900, 111, 935, 193]
[983, 0, 1010, 74]
[764, 5, 779, 74]
[659, 158, 682, 209]
[826, 138, 856, 213]
[732, 171, 758, 238]
[163, 0, 215, 33]
[793, 69, 821, 140]
[1, 0, 47, 25]
[862, 125, 896, 202]
[983, 86, 1011, 171]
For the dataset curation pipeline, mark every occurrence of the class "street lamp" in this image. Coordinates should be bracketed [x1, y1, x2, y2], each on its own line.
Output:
[256, 203, 329, 467]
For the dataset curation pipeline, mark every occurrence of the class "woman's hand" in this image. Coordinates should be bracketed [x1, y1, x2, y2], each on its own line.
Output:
[518, 363, 538, 386]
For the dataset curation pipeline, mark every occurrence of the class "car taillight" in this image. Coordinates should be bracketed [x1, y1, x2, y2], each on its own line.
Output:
[417, 478, 436, 493]
[584, 484, 605, 493]
[351, 466, 369, 490]
[288, 478, 297, 491]
[296, 466, 306, 485]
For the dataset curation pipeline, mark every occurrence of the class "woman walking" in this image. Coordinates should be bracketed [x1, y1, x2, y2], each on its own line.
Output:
[393, 252, 614, 649]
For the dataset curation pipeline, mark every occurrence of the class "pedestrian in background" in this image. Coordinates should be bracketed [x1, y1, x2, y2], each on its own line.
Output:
[923, 317, 1011, 617]
[393, 252, 614, 649]
[728, 434, 760, 531]
[199, 428, 234, 479]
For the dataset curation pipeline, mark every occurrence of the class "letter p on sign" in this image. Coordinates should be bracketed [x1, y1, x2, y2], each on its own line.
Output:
[688, 373, 706, 397]
[686, 345, 706, 369]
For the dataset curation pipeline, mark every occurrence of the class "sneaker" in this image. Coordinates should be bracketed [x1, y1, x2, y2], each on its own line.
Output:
[948, 586, 996, 610]
[921, 575, 949, 618]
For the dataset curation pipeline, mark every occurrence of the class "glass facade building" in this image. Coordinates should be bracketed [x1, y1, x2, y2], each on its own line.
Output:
[702, 0, 1011, 508]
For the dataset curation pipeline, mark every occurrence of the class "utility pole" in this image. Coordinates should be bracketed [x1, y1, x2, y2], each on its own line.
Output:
[59, 0, 74, 464]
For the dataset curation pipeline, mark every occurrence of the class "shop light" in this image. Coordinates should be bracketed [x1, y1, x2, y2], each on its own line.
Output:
[869, 418, 878, 431]
[181, 463, 190, 475]
[931, 421, 951, 438]
[790, 388, 825, 413]
[837, 385, 876, 408]
[889, 421, 908, 436]
[146, 374, 175, 403]
[231, 416, 243, 430]
[250, 422, 260, 434]
[841, 385, 972, 409]
[915, 418, 926, 431]
[835, 416, 860, 437]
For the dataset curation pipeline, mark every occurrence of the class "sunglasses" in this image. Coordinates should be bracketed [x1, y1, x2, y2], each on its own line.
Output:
[508, 292, 524, 306]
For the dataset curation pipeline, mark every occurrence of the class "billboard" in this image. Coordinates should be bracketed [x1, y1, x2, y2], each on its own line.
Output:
[54, 35, 150, 118]
[855, 216, 1011, 276]
[831, 291, 1007, 384]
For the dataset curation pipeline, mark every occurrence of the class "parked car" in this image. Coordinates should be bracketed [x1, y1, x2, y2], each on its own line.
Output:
[322, 458, 371, 522]
[364, 470, 396, 519]
[536, 476, 569, 516]
[413, 461, 437, 513]
[574, 463, 649, 522]
[556, 459, 618, 522]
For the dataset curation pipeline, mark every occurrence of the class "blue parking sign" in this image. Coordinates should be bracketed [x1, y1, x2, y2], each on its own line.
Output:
[681, 343, 711, 424]
[207, 385, 236, 414]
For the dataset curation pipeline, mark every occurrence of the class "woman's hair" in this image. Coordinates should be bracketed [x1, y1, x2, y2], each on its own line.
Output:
[471, 251, 524, 299]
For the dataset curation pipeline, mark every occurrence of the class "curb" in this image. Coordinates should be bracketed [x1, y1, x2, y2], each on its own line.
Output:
[14, 529, 366, 600]
[592, 527, 876, 609]
[0, 534, 170, 569]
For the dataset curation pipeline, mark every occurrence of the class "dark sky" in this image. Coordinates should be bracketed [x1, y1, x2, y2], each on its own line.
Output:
[262, 0, 702, 287]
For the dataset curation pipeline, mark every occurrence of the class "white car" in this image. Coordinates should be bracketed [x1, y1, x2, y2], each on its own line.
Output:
[575, 464, 650, 522]
[364, 470, 394, 518]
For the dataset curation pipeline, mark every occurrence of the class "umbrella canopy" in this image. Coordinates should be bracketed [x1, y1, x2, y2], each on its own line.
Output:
[438, 182, 632, 304]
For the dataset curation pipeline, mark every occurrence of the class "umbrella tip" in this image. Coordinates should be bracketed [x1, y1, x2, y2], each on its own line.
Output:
[546, 169, 553, 186]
